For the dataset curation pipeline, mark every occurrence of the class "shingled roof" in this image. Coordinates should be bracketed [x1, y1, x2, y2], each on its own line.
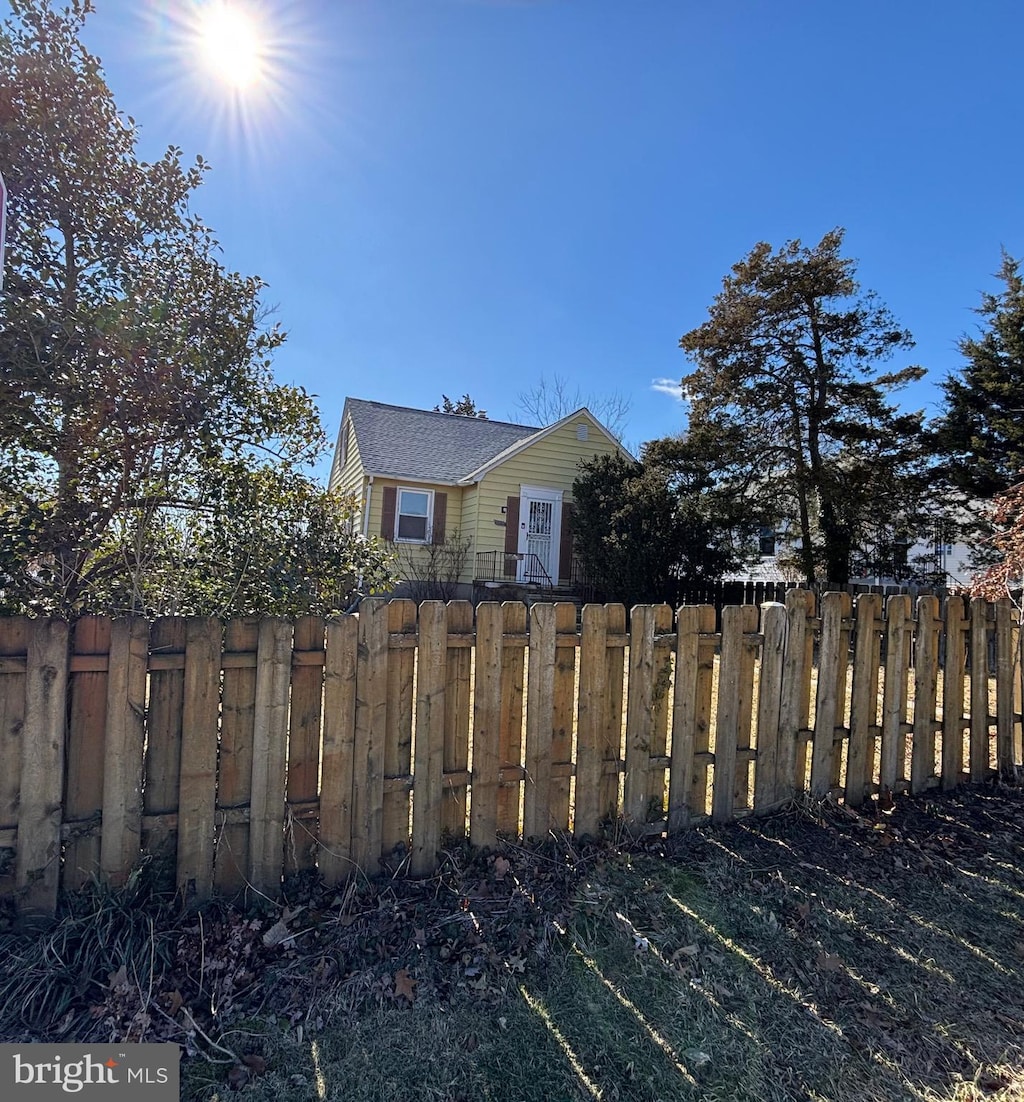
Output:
[343, 398, 541, 484]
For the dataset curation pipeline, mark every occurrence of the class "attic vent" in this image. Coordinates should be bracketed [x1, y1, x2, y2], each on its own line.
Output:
[576, 423, 588, 441]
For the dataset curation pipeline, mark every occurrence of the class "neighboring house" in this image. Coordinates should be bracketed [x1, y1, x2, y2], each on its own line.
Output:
[726, 520, 976, 589]
[329, 398, 631, 598]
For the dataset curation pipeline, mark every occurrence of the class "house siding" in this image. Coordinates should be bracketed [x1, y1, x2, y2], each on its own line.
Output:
[367, 478, 468, 582]
[472, 414, 622, 584]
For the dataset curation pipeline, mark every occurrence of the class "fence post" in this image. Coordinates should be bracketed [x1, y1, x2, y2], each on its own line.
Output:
[846, 594, 882, 807]
[100, 617, 148, 885]
[753, 602, 787, 812]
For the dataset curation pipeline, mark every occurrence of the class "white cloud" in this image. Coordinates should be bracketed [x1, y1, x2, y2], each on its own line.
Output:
[650, 377, 686, 402]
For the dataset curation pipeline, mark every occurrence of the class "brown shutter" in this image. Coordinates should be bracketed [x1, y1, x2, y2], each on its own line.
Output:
[558, 502, 574, 584]
[431, 492, 448, 545]
[380, 485, 397, 540]
[504, 496, 520, 578]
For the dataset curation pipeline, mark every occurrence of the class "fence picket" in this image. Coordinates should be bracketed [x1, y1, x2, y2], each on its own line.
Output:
[779, 591, 815, 798]
[442, 601, 474, 836]
[249, 618, 293, 893]
[215, 618, 259, 895]
[383, 601, 416, 855]
[624, 604, 657, 826]
[286, 615, 326, 874]
[649, 604, 674, 815]
[969, 599, 992, 781]
[734, 605, 760, 809]
[353, 599, 389, 875]
[811, 592, 851, 798]
[470, 602, 503, 847]
[177, 617, 221, 897]
[911, 597, 941, 794]
[602, 606, 627, 818]
[64, 617, 109, 890]
[144, 618, 186, 875]
[995, 600, 1018, 778]
[575, 604, 608, 839]
[319, 615, 358, 885]
[16, 619, 69, 919]
[523, 602, 556, 841]
[712, 605, 753, 823]
[100, 618, 148, 884]
[549, 603, 578, 831]
[941, 597, 968, 790]
[497, 602, 527, 835]
[881, 596, 912, 795]
[846, 594, 882, 807]
[412, 602, 447, 875]
[753, 602, 787, 812]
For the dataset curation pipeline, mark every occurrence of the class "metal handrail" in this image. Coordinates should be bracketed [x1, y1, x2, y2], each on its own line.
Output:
[474, 551, 553, 588]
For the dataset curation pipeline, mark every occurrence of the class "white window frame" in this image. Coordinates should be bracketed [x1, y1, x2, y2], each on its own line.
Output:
[395, 486, 434, 544]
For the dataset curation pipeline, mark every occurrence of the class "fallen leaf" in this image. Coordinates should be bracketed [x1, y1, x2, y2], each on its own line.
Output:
[394, 968, 417, 1003]
[796, 902, 811, 921]
[672, 944, 700, 961]
[815, 952, 844, 973]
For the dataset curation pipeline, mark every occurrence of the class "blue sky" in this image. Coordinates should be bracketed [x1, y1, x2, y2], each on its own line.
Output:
[73, 0, 1023, 472]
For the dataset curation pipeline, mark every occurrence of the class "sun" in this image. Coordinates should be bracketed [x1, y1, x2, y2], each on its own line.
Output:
[197, 2, 265, 89]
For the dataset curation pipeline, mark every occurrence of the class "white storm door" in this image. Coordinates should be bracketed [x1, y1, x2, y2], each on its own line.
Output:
[516, 486, 562, 584]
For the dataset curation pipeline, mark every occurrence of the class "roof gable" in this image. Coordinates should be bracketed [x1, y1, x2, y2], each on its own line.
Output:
[459, 407, 634, 483]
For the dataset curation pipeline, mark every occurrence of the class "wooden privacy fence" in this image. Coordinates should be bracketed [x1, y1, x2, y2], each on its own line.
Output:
[0, 592, 1021, 918]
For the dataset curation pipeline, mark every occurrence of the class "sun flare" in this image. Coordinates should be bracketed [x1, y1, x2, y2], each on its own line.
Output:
[198, 2, 264, 89]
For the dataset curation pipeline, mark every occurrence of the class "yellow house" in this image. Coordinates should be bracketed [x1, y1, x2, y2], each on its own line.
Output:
[329, 398, 632, 599]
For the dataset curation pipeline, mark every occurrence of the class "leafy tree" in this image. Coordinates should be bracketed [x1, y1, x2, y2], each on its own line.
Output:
[970, 479, 1024, 604]
[515, 373, 630, 440]
[0, 0, 394, 616]
[678, 229, 927, 585]
[434, 394, 487, 418]
[571, 443, 744, 607]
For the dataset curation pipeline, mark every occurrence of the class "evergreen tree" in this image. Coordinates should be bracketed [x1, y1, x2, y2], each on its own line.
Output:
[935, 252, 1024, 498]
[679, 229, 928, 585]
